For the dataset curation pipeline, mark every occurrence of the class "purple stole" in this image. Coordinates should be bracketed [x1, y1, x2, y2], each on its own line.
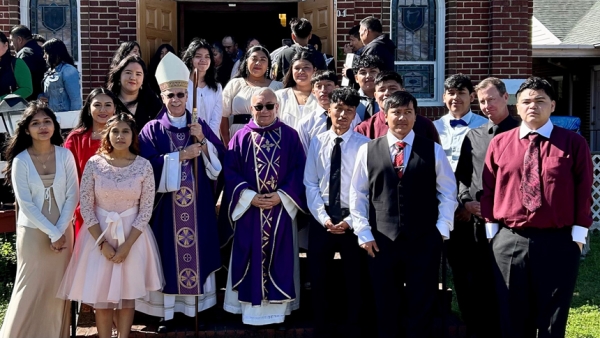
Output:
[167, 129, 204, 294]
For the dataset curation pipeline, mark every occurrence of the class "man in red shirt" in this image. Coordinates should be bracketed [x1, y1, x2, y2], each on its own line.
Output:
[481, 77, 592, 338]
[354, 71, 440, 144]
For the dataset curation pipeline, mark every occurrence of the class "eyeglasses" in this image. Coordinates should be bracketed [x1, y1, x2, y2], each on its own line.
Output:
[165, 92, 186, 99]
[253, 103, 276, 111]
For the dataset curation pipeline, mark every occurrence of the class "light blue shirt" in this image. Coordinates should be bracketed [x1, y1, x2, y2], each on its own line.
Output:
[433, 111, 488, 171]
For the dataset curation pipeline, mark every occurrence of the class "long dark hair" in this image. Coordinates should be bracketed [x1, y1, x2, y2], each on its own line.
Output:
[72, 87, 127, 134]
[42, 38, 75, 68]
[181, 38, 219, 91]
[3, 101, 63, 185]
[235, 45, 272, 79]
[149, 44, 175, 76]
[98, 113, 140, 155]
[109, 41, 141, 70]
[106, 55, 150, 109]
[283, 51, 316, 88]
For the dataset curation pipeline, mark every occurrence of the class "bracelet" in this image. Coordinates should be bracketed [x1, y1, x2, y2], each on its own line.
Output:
[199, 138, 207, 146]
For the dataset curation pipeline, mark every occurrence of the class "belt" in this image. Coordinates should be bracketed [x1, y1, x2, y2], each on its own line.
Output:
[233, 114, 252, 125]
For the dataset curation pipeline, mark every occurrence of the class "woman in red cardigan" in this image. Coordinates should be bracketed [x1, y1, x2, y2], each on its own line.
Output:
[64, 88, 126, 236]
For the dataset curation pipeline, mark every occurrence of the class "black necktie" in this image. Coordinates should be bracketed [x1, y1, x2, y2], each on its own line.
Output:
[363, 97, 375, 120]
[325, 111, 332, 130]
[329, 137, 343, 223]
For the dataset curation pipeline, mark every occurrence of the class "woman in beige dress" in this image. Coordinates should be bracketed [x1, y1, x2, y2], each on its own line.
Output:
[0, 101, 79, 338]
[220, 45, 283, 146]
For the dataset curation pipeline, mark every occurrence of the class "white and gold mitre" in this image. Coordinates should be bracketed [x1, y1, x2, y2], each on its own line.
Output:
[155, 52, 190, 91]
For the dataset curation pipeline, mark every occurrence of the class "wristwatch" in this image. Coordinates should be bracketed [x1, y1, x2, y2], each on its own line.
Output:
[199, 138, 207, 146]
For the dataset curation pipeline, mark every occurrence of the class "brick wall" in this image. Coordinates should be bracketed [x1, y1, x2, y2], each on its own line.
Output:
[79, 0, 136, 96]
[0, 0, 20, 39]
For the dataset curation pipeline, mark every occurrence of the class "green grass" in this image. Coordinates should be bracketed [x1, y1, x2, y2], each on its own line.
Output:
[567, 230, 600, 338]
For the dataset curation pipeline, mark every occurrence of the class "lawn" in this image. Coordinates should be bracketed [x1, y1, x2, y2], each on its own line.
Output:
[567, 230, 600, 338]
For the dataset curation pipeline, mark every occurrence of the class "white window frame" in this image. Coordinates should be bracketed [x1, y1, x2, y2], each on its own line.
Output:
[390, 0, 445, 106]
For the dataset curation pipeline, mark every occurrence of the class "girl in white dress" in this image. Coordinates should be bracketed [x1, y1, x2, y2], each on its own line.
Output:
[183, 38, 223, 138]
[58, 113, 163, 338]
[220, 45, 283, 146]
[276, 50, 319, 130]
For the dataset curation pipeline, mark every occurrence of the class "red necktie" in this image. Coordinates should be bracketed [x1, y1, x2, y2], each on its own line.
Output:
[393, 141, 405, 179]
[521, 133, 542, 212]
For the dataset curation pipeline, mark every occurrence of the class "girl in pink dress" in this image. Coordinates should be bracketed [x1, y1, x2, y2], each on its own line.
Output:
[58, 113, 163, 338]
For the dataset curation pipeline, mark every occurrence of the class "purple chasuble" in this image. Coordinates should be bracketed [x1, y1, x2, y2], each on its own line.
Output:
[224, 118, 307, 306]
[139, 108, 224, 295]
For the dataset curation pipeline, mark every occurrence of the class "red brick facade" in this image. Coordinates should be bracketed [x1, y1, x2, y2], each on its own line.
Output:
[79, 0, 137, 94]
[0, 0, 20, 36]
[2, 0, 533, 118]
[336, 0, 533, 118]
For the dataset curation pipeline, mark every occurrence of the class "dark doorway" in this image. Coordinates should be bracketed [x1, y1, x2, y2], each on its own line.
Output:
[179, 2, 298, 54]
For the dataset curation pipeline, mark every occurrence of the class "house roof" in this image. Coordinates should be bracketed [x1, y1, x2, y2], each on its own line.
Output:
[533, 0, 598, 41]
[562, 1, 600, 45]
[533, 0, 600, 56]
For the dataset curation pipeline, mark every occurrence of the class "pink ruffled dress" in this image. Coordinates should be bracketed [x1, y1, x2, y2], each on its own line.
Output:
[58, 155, 164, 309]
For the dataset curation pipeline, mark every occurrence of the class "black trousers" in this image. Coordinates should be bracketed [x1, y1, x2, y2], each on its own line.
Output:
[368, 230, 443, 338]
[308, 216, 366, 338]
[492, 226, 581, 338]
[447, 219, 500, 338]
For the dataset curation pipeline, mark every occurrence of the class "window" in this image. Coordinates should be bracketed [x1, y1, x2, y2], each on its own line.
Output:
[30, 0, 79, 61]
[391, 0, 444, 106]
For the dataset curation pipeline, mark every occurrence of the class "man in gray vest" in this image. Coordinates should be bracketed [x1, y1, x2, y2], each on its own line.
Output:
[350, 91, 457, 338]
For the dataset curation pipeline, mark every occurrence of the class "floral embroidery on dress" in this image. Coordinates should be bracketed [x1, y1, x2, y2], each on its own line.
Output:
[79, 155, 155, 230]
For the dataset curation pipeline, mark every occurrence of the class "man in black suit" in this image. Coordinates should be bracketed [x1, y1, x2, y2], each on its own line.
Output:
[453, 77, 520, 338]
[350, 91, 457, 338]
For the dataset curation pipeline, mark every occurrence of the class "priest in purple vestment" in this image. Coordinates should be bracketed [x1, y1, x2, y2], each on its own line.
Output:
[222, 87, 307, 326]
[135, 52, 225, 325]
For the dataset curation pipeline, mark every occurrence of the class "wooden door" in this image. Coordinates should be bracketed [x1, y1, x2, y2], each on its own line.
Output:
[298, 0, 334, 57]
[137, 0, 178, 66]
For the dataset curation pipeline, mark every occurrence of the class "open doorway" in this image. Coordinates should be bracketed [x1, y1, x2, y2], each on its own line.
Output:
[179, 2, 298, 54]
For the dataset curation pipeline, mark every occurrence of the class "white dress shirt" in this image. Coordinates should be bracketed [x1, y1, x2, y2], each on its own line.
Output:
[304, 129, 370, 228]
[186, 80, 223, 138]
[433, 111, 488, 171]
[484, 120, 588, 244]
[350, 130, 458, 245]
[298, 108, 362, 154]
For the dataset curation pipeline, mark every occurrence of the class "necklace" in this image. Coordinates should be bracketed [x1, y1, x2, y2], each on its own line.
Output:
[32, 149, 54, 169]
[106, 155, 135, 167]
[294, 89, 310, 104]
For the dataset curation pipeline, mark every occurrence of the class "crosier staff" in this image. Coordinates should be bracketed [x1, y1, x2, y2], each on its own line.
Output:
[191, 68, 201, 338]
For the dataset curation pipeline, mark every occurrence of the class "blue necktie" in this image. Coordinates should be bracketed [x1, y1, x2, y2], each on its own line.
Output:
[450, 119, 468, 128]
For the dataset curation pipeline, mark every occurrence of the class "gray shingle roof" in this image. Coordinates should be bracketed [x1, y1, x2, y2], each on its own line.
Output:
[562, 1, 600, 45]
[533, 0, 599, 41]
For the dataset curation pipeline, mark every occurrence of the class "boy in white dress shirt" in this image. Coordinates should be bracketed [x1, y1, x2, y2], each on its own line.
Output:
[304, 87, 370, 338]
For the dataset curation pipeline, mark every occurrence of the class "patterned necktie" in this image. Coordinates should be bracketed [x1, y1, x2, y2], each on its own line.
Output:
[393, 141, 405, 179]
[521, 133, 542, 212]
[329, 137, 343, 222]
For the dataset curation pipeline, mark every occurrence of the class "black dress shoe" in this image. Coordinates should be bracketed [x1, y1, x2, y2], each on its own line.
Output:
[157, 318, 174, 333]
